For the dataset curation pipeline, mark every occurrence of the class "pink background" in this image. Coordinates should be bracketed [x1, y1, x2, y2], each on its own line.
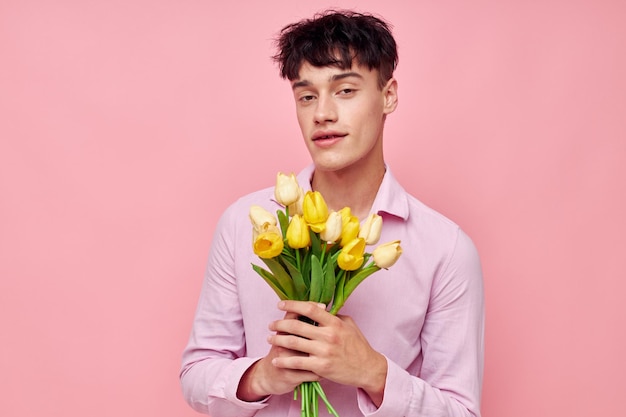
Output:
[1, 1, 624, 416]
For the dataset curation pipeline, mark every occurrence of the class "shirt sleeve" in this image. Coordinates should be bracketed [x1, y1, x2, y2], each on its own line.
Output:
[179, 206, 269, 416]
[357, 228, 485, 417]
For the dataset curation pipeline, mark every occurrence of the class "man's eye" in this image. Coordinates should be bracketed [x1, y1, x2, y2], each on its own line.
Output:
[300, 95, 315, 102]
[339, 88, 354, 95]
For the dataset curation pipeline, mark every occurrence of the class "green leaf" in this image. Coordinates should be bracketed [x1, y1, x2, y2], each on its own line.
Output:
[280, 245, 297, 262]
[330, 270, 347, 315]
[277, 209, 289, 236]
[283, 257, 308, 300]
[309, 230, 322, 259]
[300, 248, 311, 286]
[342, 265, 381, 301]
[251, 264, 289, 300]
[319, 254, 336, 305]
[261, 257, 296, 299]
[309, 254, 323, 303]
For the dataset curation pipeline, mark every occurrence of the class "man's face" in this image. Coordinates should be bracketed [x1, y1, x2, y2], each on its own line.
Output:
[291, 61, 398, 175]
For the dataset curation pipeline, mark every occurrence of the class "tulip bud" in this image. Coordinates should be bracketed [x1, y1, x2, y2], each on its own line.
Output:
[249, 205, 277, 233]
[287, 186, 304, 216]
[253, 231, 284, 259]
[303, 191, 329, 233]
[338, 207, 352, 224]
[358, 213, 383, 245]
[372, 240, 403, 269]
[286, 214, 311, 249]
[274, 172, 301, 207]
[320, 211, 342, 242]
[337, 238, 366, 271]
[253, 223, 281, 241]
[340, 214, 360, 247]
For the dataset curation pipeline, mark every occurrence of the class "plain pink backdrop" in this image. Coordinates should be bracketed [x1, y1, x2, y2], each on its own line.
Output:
[1, 1, 624, 416]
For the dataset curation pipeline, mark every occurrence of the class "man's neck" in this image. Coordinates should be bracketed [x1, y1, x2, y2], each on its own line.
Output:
[310, 163, 385, 220]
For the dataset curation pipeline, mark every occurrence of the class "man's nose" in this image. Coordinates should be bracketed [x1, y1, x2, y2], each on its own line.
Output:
[314, 95, 337, 124]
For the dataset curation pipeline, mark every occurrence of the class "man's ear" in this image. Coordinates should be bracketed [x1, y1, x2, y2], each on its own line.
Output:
[382, 78, 398, 115]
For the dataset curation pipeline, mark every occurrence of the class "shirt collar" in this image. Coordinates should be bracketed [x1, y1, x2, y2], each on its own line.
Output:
[295, 164, 410, 221]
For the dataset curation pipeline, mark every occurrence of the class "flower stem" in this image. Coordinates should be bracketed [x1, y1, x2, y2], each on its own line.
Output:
[295, 381, 339, 417]
[296, 248, 301, 271]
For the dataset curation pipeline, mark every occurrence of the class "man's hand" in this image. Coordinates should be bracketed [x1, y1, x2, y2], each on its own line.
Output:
[236, 308, 320, 402]
[268, 300, 388, 407]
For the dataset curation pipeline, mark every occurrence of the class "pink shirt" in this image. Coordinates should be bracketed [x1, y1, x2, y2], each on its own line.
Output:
[180, 165, 484, 417]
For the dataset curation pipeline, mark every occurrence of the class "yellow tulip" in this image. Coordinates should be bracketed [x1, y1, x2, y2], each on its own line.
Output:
[372, 240, 403, 269]
[320, 211, 343, 242]
[340, 214, 360, 247]
[303, 191, 329, 233]
[253, 230, 284, 259]
[359, 213, 383, 245]
[274, 172, 301, 207]
[252, 223, 281, 242]
[286, 214, 311, 249]
[338, 207, 352, 224]
[249, 205, 277, 233]
[337, 237, 366, 271]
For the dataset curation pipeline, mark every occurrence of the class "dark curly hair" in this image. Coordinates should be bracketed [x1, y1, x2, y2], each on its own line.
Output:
[272, 10, 398, 89]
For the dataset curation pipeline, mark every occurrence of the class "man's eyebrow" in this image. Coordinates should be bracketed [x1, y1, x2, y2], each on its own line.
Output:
[291, 80, 310, 90]
[330, 72, 363, 82]
[291, 72, 364, 90]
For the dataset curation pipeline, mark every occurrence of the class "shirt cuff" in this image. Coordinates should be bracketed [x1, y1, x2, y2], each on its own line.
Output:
[357, 356, 412, 417]
[223, 356, 270, 409]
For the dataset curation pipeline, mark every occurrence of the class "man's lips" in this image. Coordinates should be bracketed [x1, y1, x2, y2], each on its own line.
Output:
[312, 132, 348, 141]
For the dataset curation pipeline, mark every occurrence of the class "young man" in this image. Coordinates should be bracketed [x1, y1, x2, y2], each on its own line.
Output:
[180, 10, 484, 417]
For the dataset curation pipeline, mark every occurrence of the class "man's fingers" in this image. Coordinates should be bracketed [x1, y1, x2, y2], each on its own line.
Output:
[277, 300, 329, 324]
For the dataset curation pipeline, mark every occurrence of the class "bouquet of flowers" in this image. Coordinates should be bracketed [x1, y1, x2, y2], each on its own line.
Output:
[250, 172, 403, 417]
